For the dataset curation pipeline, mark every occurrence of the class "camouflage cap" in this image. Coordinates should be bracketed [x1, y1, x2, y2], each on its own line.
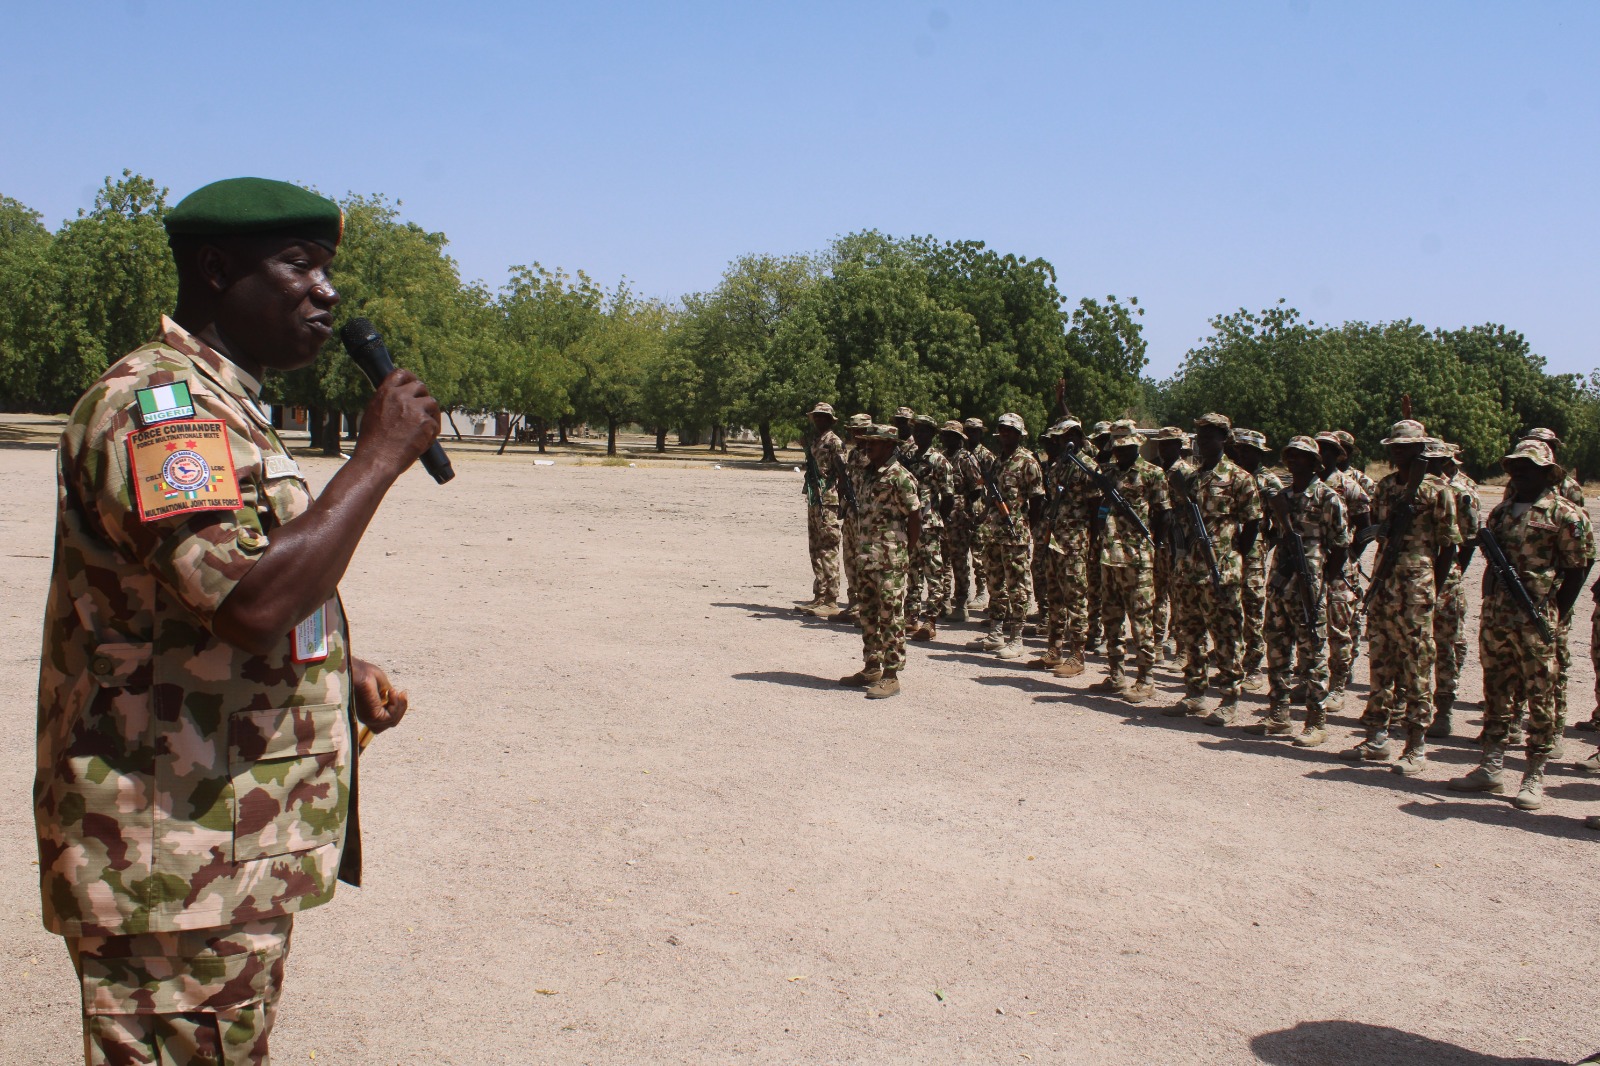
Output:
[893, 406, 916, 421]
[1380, 419, 1429, 446]
[1109, 419, 1142, 446]
[1522, 427, 1563, 447]
[845, 413, 872, 430]
[808, 401, 835, 417]
[1332, 429, 1358, 452]
[997, 412, 1026, 433]
[1090, 420, 1112, 439]
[1194, 412, 1232, 432]
[1232, 428, 1269, 452]
[912, 413, 939, 428]
[939, 419, 966, 435]
[1314, 431, 1345, 454]
[1421, 439, 1455, 459]
[1052, 417, 1083, 436]
[1504, 439, 1557, 467]
[1282, 435, 1321, 458]
[963, 417, 985, 431]
[859, 423, 899, 441]
[1152, 426, 1185, 442]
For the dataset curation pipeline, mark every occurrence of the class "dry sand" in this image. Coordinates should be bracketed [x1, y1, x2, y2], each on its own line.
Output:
[2, 439, 1597, 1065]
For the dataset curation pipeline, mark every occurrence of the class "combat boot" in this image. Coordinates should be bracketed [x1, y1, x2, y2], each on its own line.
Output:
[1326, 686, 1345, 714]
[968, 624, 1003, 651]
[1425, 700, 1453, 739]
[1512, 755, 1549, 810]
[1294, 708, 1329, 748]
[1092, 669, 1129, 694]
[1578, 716, 1600, 733]
[1245, 705, 1294, 737]
[969, 591, 990, 613]
[1027, 648, 1063, 670]
[1203, 695, 1239, 727]
[811, 603, 842, 620]
[1241, 673, 1265, 694]
[1164, 692, 1207, 717]
[865, 671, 901, 699]
[1551, 735, 1567, 761]
[1160, 639, 1177, 662]
[994, 626, 1025, 660]
[1447, 743, 1507, 794]
[1052, 654, 1086, 679]
[1571, 749, 1600, 774]
[1124, 675, 1156, 704]
[1392, 725, 1428, 776]
[840, 667, 884, 687]
[1340, 725, 1390, 762]
[1587, 815, 1600, 831]
[1507, 721, 1525, 747]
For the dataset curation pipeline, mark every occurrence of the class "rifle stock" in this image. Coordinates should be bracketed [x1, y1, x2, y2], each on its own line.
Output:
[1477, 526, 1555, 643]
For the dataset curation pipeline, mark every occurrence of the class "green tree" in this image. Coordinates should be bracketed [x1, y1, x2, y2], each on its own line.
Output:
[1062, 295, 1149, 424]
[570, 284, 671, 455]
[492, 263, 601, 449]
[0, 195, 52, 408]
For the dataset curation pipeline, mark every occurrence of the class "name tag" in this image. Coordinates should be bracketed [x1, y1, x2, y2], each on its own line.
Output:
[264, 454, 301, 480]
[292, 605, 329, 664]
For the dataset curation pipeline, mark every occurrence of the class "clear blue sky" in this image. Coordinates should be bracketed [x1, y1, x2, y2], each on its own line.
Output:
[4, 1, 1595, 380]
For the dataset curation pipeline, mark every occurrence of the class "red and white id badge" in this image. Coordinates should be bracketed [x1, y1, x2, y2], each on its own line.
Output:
[292, 605, 329, 663]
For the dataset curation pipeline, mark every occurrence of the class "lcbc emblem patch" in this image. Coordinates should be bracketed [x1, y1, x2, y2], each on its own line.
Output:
[126, 419, 243, 521]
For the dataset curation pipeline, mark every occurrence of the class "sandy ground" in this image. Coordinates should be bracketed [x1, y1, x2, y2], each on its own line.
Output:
[2, 438, 1598, 1066]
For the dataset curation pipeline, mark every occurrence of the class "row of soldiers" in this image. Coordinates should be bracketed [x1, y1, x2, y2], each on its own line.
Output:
[800, 402, 1600, 822]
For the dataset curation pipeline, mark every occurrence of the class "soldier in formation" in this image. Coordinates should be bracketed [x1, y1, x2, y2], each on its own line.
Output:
[962, 417, 995, 614]
[968, 413, 1045, 660]
[801, 402, 847, 614]
[1093, 420, 1169, 702]
[906, 415, 953, 640]
[1150, 427, 1187, 661]
[1033, 419, 1099, 679]
[1428, 441, 1481, 737]
[839, 424, 922, 699]
[1227, 429, 1280, 692]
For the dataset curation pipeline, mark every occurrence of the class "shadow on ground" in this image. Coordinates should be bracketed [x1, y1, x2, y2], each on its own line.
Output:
[1250, 1019, 1568, 1065]
[731, 670, 844, 692]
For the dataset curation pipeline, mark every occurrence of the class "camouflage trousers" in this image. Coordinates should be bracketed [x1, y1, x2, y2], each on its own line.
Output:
[1556, 615, 1573, 729]
[1030, 524, 1050, 614]
[1086, 543, 1104, 646]
[1173, 567, 1244, 698]
[1361, 570, 1436, 732]
[1152, 548, 1173, 646]
[1590, 609, 1600, 726]
[1240, 554, 1267, 677]
[981, 532, 1033, 628]
[1044, 528, 1092, 656]
[1266, 581, 1329, 713]
[943, 509, 978, 607]
[806, 503, 842, 603]
[65, 917, 292, 1066]
[908, 531, 949, 624]
[857, 564, 909, 673]
[971, 520, 990, 600]
[1480, 596, 1561, 756]
[1101, 564, 1155, 679]
[841, 515, 859, 606]
[1325, 570, 1360, 691]
[1433, 569, 1467, 705]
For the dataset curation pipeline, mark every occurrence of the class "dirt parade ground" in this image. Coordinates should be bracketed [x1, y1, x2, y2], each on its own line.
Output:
[2, 435, 1598, 1065]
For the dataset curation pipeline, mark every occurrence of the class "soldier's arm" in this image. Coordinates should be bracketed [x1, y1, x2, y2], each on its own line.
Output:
[1236, 518, 1260, 558]
[907, 508, 922, 554]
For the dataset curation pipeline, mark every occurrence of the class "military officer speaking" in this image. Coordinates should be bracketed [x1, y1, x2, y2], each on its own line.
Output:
[34, 178, 442, 1063]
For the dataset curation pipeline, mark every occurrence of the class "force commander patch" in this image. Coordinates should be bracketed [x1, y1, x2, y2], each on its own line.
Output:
[126, 420, 243, 521]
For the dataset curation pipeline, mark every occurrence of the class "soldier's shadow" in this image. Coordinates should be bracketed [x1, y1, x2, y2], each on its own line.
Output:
[1303, 765, 1600, 842]
[1251, 1019, 1566, 1065]
[710, 601, 842, 626]
[732, 670, 849, 692]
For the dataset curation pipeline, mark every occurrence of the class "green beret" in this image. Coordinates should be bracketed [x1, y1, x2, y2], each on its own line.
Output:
[164, 177, 343, 250]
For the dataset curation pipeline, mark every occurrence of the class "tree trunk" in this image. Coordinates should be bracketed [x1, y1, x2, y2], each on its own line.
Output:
[321, 410, 343, 457]
[719, 424, 729, 454]
[558, 419, 570, 445]
[345, 411, 359, 440]
[655, 426, 667, 453]
[607, 416, 619, 456]
[447, 410, 464, 441]
[758, 420, 776, 463]
[307, 406, 324, 449]
[536, 418, 547, 454]
[496, 413, 521, 456]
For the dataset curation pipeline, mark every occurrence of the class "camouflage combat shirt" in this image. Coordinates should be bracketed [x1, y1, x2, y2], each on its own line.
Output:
[1370, 469, 1460, 580]
[1047, 448, 1102, 537]
[35, 317, 354, 937]
[979, 446, 1045, 545]
[908, 445, 953, 532]
[807, 429, 847, 509]
[1267, 476, 1349, 591]
[1480, 488, 1593, 608]
[1168, 454, 1263, 586]
[1247, 469, 1284, 565]
[1448, 470, 1483, 547]
[1098, 456, 1167, 569]
[855, 459, 921, 572]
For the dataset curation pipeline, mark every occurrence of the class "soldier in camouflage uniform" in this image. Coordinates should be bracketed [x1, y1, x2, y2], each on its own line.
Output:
[840, 424, 923, 699]
[1025, 422, 1070, 668]
[1227, 429, 1281, 692]
[1084, 421, 1114, 653]
[963, 418, 994, 612]
[1519, 428, 1592, 745]
[1162, 413, 1263, 725]
[1150, 427, 1187, 661]
[1036, 420, 1101, 679]
[823, 413, 872, 622]
[939, 421, 982, 623]
[892, 406, 919, 465]
[1426, 442, 1481, 737]
[801, 402, 848, 614]
[1093, 421, 1169, 702]
[1247, 436, 1349, 746]
[967, 412, 1045, 660]
[1448, 439, 1593, 808]
[907, 415, 954, 640]
[1332, 428, 1377, 687]
[1316, 432, 1371, 709]
[35, 179, 431, 1064]
[1341, 420, 1459, 774]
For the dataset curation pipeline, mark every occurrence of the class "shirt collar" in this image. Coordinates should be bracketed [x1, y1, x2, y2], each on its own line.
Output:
[159, 315, 273, 425]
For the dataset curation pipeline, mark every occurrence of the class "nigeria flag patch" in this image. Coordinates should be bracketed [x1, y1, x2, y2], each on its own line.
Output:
[135, 381, 196, 426]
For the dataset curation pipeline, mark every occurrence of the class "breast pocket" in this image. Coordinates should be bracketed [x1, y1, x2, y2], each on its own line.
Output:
[228, 704, 343, 861]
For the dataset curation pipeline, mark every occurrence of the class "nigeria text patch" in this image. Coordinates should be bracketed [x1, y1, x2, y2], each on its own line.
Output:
[126, 420, 243, 521]
[135, 381, 196, 426]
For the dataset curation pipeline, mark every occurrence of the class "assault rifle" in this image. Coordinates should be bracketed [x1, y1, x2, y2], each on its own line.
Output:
[1063, 441, 1152, 542]
[832, 454, 859, 517]
[1362, 460, 1426, 607]
[802, 432, 824, 508]
[1269, 489, 1320, 629]
[1174, 469, 1225, 595]
[1477, 526, 1555, 643]
[977, 458, 1019, 536]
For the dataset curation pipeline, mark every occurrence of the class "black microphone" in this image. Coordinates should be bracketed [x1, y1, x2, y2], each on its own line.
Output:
[339, 317, 455, 484]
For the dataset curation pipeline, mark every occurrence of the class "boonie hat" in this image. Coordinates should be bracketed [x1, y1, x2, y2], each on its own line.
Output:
[860, 423, 899, 441]
[1194, 412, 1232, 432]
[997, 412, 1026, 433]
[912, 413, 939, 428]
[1332, 430, 1358, 452]
[1232, 428, 1268, 451]
[1504, 439, 1557, 467]
[939, 420, 966, 435]
[1109, 419, 1142, 445]
[963, 417, 985, 431]
[1053, 418, 1083, 436]
[1314, 431, 1345, 453]
[1090, 420, 1112, 438]
[164, 177, 344, 251]
[1522, 427, 1563, 447]
[1282, 435, 1321, 458]
[1421, 439, 1455, 459]
[894, 406, 916, 420]
[809, 401, 835, 417]
[1380, 419, 1429, 446]
[846, 413, 872, 430]
[1153, 426, 1185, 442]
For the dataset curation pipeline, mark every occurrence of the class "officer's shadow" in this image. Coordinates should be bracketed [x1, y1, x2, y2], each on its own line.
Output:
[732, 670, 852, 692]
[1251, 1019, 1568, 1065]
[711, 601, 842, 626]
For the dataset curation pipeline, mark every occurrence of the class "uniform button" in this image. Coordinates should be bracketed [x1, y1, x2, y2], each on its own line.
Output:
[91, 655, 113, 675]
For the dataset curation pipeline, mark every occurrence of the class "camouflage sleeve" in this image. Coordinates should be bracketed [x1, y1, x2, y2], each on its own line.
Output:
[1555, 502, 1595, 571]
[1147, 466, 1169, 512]
[935, 456, 953, 498]
[1324, 487, 1351, 548]
[1432, 482, 1460, 547]
[78, 400, 268, 629]
[1023, 455, 1045, 498]
[1236, 469, 1263, 522]
[894, 468, 921, 517]
[1457, 490, 1482, 539]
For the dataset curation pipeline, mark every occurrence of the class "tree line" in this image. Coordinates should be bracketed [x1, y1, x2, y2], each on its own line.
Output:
[2, 172, 1595, 478]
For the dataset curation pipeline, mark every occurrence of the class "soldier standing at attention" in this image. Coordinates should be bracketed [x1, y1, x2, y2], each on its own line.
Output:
[1084, 421, 1114, 654]
[1150, 427, 1187, 662]
[1427, 442, 1481, 738]
[907, 415, 953, 641]
[939, 421, 981, 622]
[1093, 421, 1169, 703]
[839, 424, 922, 699]
[1316, 431, 1371, 709]
[823, 413, 872, 623]
[1448, 439, 1592, 807]
[1039, 420, 1101, 679]
[1248, 436, 1349, 745]
[1026, 422, 1069, 667]
[892, 406, 919, 464]
[34, 178, 439, 1062]
[1332, 428, 1377, 687]
[1228, 428, 1280, 693]
[968, 413, 1045, 660]
[801, 402, 847, 615]
[1519, 428, 1592, 744]
[1162, 413, 1262, 725]
[963, 417, 994, 613]
[1341, 420, 1458, 773]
